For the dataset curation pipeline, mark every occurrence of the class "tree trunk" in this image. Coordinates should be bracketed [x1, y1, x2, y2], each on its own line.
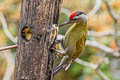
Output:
[13, 0, 62, 80]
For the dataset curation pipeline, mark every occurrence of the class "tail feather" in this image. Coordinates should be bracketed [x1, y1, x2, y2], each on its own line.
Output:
[65, 63, 71, 71]
[53, 57, 73, 76]
[58, 56, 66, 66]
[59, 56, 72, 71]
[53, 61, 68, 76]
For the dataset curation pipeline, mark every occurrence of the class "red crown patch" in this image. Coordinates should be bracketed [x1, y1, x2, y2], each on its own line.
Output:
[69, 12, 77, 20]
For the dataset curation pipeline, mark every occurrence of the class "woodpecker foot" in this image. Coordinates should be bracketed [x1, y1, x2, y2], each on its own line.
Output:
[55, 38, 63, 44]
[48, 24, 59, 49]
[51, 45, 69, 57]
[50, 48, 65, 58]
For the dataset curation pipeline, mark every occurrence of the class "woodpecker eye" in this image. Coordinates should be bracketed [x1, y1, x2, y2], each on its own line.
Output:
[72, 17, 77, 20]
[77, 11, 86, 15]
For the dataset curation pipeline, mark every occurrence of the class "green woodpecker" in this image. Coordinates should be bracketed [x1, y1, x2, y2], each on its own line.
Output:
[55, 11, 88, 71]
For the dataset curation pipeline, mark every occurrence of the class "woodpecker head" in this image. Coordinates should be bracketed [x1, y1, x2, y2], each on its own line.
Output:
[59, 11, 87, 27]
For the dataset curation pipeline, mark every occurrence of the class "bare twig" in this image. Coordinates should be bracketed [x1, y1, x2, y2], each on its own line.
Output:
[104, 0, 120, 47]
[113, 21, 119, 47]
[95, 59, 110, 80]
[95, 69, 110, 80]
[0, 45, 17, 51]
[87, 0, 102, 18]
[86, 40, 120, 57]
[75, 58, 97, 69]
[103, 0, 118, 21]
[75, 58, 110, 80]
[0, 12, 17, 43]
[61, 8, 71, 17]
[75, 58, 103, 70]
[1, 51, 14, 80]
[88, 31, 120, 37]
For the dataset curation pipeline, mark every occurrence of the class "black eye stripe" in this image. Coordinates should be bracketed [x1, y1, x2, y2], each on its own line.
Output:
[76, 11, 86, 16]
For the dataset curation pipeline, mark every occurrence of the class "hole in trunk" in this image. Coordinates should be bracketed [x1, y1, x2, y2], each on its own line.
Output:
[21, 26, 32, 41]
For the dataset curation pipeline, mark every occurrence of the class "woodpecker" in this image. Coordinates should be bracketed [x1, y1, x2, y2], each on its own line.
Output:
[54, 11, 88, 72]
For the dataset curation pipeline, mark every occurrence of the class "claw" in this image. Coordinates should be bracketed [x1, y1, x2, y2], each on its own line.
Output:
[50, 48, 66, 58]
[49, 24, 59, 48]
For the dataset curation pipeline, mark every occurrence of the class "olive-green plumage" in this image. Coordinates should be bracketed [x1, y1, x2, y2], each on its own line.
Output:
[63, 22, 87, 61]
[53, 20, 88, 74]
[57, 11, 88, 70]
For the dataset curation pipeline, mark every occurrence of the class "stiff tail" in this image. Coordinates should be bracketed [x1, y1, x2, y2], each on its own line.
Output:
[59, 56, 72, 71]
[65, 62, 71, 71]
[53, 56, 72, 76]
[53, 61, 68, 76]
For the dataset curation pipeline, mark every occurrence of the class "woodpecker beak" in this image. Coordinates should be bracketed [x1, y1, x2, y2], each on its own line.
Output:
[59, 19, 71, 27]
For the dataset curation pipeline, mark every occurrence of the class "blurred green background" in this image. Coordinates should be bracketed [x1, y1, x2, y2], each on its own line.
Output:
[0, 0, 120, 80]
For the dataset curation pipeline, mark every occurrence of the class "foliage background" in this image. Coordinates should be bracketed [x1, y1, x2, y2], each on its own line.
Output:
[0, 0, 120, 80]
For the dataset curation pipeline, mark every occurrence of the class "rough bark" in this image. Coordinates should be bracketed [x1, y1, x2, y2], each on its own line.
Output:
[13, 0, 62, 80]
